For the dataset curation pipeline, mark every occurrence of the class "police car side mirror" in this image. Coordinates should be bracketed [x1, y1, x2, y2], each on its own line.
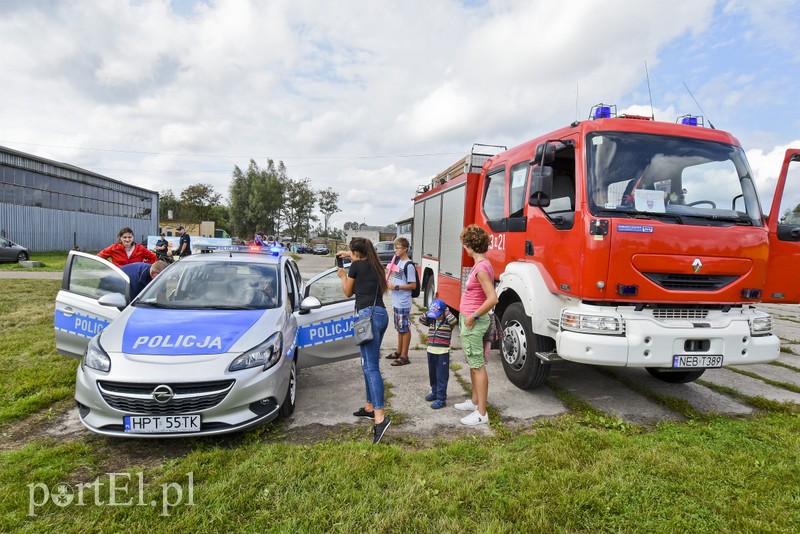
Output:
[529, 166, 553, 207]
[299, 296, 322, 315]
[98, 293, 127, 309]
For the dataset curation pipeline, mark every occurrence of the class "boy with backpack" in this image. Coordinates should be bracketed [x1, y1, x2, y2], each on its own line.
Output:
[419, 299, 458, 408]
[386, 237, 418, 366]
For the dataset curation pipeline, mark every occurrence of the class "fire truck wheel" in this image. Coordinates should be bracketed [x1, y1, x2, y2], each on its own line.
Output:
[645, 367, 706, 384]
[424, 277, 435, 308]
[500, 303, 551, 390]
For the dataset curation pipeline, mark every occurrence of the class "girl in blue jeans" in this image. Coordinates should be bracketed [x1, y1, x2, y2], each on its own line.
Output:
[337, 237, 391, 444]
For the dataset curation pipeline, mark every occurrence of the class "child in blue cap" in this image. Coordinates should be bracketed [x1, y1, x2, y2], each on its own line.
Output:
[419, 299, 458, 409]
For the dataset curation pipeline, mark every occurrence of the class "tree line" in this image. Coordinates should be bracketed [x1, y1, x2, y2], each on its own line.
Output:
[159, 158, 342, 241]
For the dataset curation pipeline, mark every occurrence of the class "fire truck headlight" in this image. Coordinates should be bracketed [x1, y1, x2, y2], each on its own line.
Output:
[749, 316, 773, 337]
[561, 311, 625, 336]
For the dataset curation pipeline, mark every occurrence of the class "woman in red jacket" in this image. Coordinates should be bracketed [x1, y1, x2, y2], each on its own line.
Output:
[98, 227, 157, 266]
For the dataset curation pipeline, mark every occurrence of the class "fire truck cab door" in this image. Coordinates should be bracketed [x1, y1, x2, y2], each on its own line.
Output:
[763, 149, 800, 303]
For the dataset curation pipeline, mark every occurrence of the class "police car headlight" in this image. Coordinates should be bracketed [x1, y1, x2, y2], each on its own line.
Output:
[230, 332, 283, 372]
[83, 335, 111, 372]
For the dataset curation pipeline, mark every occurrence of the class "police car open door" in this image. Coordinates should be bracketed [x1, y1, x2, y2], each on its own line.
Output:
[763, 149, 800, 303]
[295, 267, 359, 367]
[54, 251, 130, 358]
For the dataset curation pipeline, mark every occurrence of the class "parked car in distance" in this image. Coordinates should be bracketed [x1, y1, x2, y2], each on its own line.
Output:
[312, 244, 329, 255]
[374, 241, 395, 265]
[296, 243, 313, 254]
[0, 237, 29, 263]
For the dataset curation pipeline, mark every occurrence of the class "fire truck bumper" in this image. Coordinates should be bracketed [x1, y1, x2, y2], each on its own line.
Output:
[555, 308, 781, 368]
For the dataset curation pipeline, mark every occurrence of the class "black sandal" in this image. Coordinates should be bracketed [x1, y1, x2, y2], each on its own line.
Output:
[385, 351, 401, 360]
[391, 357, 410, 366]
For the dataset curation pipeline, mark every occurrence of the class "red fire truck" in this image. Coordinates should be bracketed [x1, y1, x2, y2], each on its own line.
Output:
[412, 105, 800, 390]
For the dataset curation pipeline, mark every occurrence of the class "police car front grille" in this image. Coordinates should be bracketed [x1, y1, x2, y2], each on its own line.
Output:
[97, 380, 235, 415]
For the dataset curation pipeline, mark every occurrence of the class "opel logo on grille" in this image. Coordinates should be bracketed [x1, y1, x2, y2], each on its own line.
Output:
[152, 385, 174, 404]
[692, 258, 703, 273]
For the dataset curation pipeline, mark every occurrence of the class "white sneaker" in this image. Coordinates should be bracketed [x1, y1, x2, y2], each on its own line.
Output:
[461, 409, 489, 426]
[454, 399, 478, 412]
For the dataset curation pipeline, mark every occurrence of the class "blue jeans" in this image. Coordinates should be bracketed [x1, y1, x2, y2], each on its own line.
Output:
[358, 306, 389, 410]
[427, 350, 450, 401]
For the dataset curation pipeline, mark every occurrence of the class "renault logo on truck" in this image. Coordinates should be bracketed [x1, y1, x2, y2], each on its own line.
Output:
[692, 258, 703, 273]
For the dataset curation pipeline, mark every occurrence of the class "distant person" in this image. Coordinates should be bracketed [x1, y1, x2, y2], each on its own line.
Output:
[154, 233, 172, 263]
[386, 237, 416, 366]
[419, 299, 458, 409]
[254, 233, 266, 246]
[337, 237, 391, 444]
[176, 226, 192, 258]
[120, 260, 168, 299]
[98, 227, 157, 266]
[455, 225, 498, 427]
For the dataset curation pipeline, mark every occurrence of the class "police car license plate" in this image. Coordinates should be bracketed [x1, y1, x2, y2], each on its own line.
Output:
[123, 414, 201, 433]
[672, 355, 723, 369]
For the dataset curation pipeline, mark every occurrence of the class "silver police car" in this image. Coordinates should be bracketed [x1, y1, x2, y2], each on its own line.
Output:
[54, 248, 358, 437]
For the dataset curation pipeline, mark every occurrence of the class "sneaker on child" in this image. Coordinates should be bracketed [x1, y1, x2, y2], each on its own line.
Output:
[454, 399, 477, 412]
[424, 392, 436, 402]
[430, 399, 446, 409]
[460, 410, 489, 426]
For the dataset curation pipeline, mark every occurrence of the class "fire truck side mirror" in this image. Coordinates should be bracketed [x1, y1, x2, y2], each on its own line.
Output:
[529, 166, 553, 207]
[532, 143, 556, 165]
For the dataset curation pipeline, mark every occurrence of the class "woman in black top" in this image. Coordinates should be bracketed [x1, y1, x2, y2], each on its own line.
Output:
[337, 237, 391, 444]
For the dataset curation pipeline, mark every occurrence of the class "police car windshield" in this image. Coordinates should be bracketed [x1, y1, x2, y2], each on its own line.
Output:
[135, 260, 280, 310]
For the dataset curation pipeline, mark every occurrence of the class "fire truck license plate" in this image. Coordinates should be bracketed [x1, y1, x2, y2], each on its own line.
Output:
[123, 414, 201, 433]
[672, 355, 723, 369]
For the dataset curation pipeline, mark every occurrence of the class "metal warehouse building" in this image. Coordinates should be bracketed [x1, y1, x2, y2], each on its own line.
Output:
[0, 145, 158, 252]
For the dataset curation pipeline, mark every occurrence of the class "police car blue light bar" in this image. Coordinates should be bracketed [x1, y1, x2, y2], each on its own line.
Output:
[199, 245, 285, 256]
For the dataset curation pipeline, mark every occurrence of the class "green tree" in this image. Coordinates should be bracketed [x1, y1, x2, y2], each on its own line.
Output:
[317, 187, 341, 235]
[281, 177, 317, 240]
[229, 159, 285, 239]
[180, 184, 222, 222]
[159, 189, 181, 220]
[343, 221, 360, 231]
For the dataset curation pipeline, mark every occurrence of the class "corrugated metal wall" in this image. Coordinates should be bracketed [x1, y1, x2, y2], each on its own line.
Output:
[0, 145, 158, 252]
[0, 203, 156, 252]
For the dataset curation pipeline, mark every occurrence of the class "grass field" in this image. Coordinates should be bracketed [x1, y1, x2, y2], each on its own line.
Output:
[1, 280, 799, 532]
[0, 252, 69, 272]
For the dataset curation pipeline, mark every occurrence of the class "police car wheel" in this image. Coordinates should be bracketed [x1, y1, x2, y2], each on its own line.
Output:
[500, 303, 551, 390]
[279, 357, 297, 417]
[645, 368, 705, 384]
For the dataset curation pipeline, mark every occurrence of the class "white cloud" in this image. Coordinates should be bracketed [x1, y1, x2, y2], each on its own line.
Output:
[2, 0, 798, 232]
[746, 142, 800, 214]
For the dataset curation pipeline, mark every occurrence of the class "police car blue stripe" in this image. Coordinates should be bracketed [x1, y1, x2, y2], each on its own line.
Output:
[54, 309, 109, 338]
[297, 316, 354, 348]
[122, 308, 264, 355]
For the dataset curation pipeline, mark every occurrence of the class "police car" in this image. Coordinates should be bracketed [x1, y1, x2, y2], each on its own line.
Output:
[54, 247, 358, 437]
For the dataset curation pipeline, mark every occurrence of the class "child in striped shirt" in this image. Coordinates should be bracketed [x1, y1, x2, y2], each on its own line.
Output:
[419, 299, 458, 409]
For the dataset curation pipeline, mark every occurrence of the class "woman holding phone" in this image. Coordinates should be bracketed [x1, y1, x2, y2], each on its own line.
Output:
[336, 237, 391, 444]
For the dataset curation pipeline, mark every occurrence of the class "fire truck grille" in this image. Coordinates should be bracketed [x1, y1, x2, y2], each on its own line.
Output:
[97, 380, 235, 415]
[643, 273, 738, 291]
[652, 308, 709, 320]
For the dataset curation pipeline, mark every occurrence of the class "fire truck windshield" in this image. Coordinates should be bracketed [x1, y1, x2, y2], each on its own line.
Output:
[586, 132, 763, 226]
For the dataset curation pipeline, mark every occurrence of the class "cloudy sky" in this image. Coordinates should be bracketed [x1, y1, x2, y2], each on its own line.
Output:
[1, 0, 799, 229]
